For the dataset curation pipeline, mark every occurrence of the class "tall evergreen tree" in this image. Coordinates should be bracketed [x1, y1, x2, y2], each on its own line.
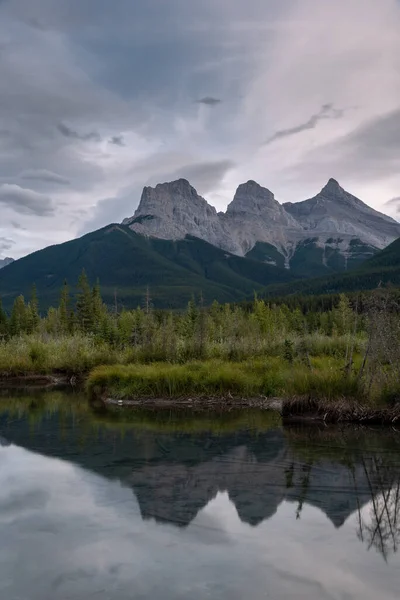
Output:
[10, 295, 27, 336]
[92, 280, 104, 323]
[27, 283, 40, 332]
[59, 280, 70, 333]
[75, 269, 94, 332]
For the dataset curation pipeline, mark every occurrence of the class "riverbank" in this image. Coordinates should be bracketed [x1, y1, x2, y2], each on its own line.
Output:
[0, 372, 399, 425]
[86, 359, 364, 403]
[84, 359, 400, 424]
[0, 329, 399, 424]
[98, 395, 400, 425]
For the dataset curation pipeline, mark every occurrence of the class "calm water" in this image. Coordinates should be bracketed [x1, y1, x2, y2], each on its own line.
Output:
[0, 390, 399, 600]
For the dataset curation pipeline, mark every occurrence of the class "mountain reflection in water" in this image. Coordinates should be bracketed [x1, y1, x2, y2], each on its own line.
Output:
[0, 391, 399, 600]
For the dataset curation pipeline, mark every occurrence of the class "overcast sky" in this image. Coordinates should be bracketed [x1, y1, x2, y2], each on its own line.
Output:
[1, 0, 400, 258]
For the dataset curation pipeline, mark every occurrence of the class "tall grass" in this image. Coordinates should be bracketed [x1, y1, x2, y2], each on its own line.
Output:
[0, 332, 366, 375]
[86, 357, 364, 401]
[0, 334, 120, 375]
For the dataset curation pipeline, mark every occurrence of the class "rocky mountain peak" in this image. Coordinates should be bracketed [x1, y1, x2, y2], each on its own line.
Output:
[0, 257, 14, 270]
[124, 179, 241, 254]
[321, 178, 341, 195]
[153, 178, 197, 198]
[227, 181, 276, 215]
[283, 178, 400, 248]
[318, 178, 358, 205]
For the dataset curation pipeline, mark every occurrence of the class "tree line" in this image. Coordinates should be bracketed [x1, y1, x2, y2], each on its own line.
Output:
[0, 268, 367, 344]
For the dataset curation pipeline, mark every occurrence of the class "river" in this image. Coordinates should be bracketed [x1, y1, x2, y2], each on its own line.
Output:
[0, 389, 399, 599]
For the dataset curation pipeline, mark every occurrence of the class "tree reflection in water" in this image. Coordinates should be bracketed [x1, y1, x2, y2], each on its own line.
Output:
[357, 457, 400, 561]
[286, 425, 400, 562]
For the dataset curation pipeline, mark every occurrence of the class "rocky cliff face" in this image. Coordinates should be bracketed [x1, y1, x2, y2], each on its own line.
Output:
[124, 178, 400, 272]
[222, 181, 302, 257]
[0, 257, 14, 270]
[123, 179, 241, 254]
[283, 178, 400, 249]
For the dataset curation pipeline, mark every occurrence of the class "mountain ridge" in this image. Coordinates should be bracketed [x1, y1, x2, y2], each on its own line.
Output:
[0, 224, 295, 310]
[125, 178, 400, 271]
[1, 178, 400, 310]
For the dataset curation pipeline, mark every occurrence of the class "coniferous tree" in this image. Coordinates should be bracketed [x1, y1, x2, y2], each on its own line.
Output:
[10, 295, 27, 336]
[59, 280, 70, 334]
[76, 269, 94, 333]
[27, 284, 40, 333]
[92, 279, 105, 331]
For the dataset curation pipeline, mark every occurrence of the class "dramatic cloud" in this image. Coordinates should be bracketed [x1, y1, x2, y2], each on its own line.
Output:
[265, 104, 345, 145]
[19, 169, 70, 185]
[197, 97, 222, 106]
[0, 184, 54, 216]
[1, 0, 400, 256]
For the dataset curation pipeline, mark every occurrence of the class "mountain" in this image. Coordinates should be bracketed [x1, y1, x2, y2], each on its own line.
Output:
[0, 257, 14, 270]
[123, 179, 240, 254]
[125, 178, 400, 275]
[0, 224, 294, 310]
[262, 235, 400, 299]
[1, 177, 399, 309]
[363, 236, 400, 269]
[222, 180, 302, 259]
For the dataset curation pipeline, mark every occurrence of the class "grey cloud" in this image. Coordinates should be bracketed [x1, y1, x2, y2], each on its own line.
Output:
[0, 236, 15, 251]
[385, 197, 400, 213]
[289, 109, 400, 187]
[79, 157, 235, 234]
[0, 184, 54, 216]
[78, 188, 141, 236]
[10, 221, 27, 230]
[385, 196, 400, 206]
[197, 97, 222, 106]
[19, 169, 70, 185]
[109, 135, 125, 146]
[3, 0, 400, 257]
[265, 104, 345, 145]
[340, 110, 400, 162]
[57, 123, 101, 142]
[167, 159, 235, 193]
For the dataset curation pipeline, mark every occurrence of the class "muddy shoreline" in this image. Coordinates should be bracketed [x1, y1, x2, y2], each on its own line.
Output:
[1, 374, 399, 426]
[101, 395, 400, 425]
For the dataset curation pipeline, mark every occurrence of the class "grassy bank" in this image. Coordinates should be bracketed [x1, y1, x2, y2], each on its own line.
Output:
[0, 334, 122, 376]
[1, 291, 399, 414]
[86, 357, 364, 402]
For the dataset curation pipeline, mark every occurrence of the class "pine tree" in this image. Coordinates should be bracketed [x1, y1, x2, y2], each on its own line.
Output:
[75, 269, 94, 333]
[27, 284, 40, 333]
[59, 280, 70, 334]
[92, 279, 105, 331]
[334, 294, 353, 335]
[10, 295, 27, 336]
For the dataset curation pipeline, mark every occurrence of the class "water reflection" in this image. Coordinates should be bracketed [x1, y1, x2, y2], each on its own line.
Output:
[356, 457, 400, 560]
[0, 391, 399, 599]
